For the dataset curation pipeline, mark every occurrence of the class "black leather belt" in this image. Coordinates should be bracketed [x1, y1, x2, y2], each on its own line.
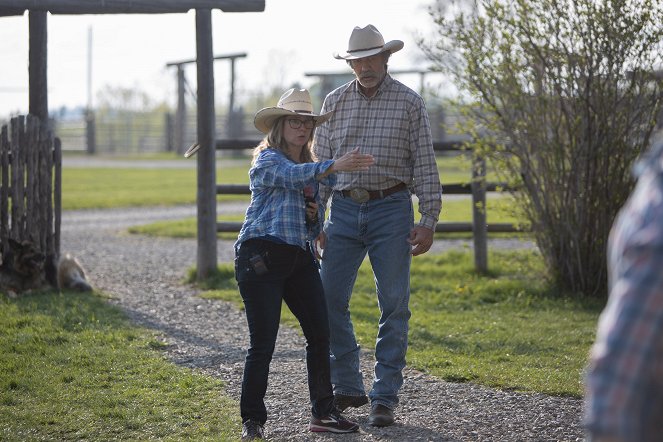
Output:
[341, 182, 407, 203]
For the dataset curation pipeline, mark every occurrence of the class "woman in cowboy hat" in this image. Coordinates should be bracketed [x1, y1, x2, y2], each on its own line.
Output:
[313, 24, 442, 427]
[234, 88, 374, 440]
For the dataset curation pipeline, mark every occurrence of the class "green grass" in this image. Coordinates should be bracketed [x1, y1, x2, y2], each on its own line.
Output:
[61, 161, 250, 210]
[197, 249, 602, 398]
[0, 290, 240, 441]
[61, 155, 482, 210]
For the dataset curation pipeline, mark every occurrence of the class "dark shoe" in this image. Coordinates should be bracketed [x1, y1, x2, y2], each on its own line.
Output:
[333, 393, 369, 412]
[241, 419, 264, 440]
[369, 403, 395, 427]
[310, 409, 359, 433]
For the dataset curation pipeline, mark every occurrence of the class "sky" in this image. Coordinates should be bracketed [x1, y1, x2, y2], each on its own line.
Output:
[0, 0, 444, 118]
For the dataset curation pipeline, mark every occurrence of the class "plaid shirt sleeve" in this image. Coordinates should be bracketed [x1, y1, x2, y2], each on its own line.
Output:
[408, 91, 442, 230]
[584, 146, 663, 440]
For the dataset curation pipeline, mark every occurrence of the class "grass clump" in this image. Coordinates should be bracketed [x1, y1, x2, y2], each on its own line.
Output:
[0, 290, 239, 441]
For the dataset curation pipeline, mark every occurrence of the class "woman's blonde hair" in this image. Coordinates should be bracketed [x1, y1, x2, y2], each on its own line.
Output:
[251, 116, 317, 164]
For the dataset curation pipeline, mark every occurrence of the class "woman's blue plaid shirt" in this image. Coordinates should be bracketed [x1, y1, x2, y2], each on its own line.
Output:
[235, 148, 336, 250]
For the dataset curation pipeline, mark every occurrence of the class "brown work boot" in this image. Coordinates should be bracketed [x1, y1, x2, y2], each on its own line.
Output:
[368, 403, 395, 427]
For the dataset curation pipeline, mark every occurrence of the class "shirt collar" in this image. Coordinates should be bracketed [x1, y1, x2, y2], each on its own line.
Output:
[352, 73, 393, 99]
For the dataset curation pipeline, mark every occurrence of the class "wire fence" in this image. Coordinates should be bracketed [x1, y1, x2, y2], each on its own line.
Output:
[50, 110, 267, 154]
[48, 104, 449, 155]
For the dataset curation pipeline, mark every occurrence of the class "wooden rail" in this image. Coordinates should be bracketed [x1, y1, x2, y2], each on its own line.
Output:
[214, 183, 518, 233]
[216, 139, 477, 151]
[214, 139, 522, 233]
[214, 139, 525, 273]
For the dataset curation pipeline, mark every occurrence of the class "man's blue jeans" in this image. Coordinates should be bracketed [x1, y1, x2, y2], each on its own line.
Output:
[320, 189, 413, 409]
[235, 238, 334, 424]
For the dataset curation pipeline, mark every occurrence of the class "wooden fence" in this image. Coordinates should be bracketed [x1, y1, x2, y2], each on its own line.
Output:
[0, 114, 61, 286]
[214, 139, 520, 233]
[214, 140, 523, 272]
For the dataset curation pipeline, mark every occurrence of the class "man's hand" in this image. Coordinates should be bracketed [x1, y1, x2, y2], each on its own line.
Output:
[314, 231, 327, 260]
[408, 226, 434, 256]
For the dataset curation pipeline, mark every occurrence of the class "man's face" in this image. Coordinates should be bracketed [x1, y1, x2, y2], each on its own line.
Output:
[349, 53, 388, 91]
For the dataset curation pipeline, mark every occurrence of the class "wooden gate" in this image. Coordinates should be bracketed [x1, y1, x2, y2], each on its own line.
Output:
[0, 114, 61, 289]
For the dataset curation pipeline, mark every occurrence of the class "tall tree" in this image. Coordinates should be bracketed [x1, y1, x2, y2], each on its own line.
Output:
[421, 0, 663, 297]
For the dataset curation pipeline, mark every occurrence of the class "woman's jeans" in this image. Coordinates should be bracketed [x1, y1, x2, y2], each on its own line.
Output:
[320, 189, 413, 409]
[235, 238, 334, 425]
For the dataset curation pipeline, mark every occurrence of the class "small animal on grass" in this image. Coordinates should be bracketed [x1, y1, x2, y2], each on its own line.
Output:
[0, 238, 49, 296]
[57, 254, 93, 292]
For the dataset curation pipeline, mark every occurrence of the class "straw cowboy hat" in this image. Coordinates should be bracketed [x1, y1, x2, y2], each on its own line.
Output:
[333, 24, 404, 60]
[253, 88, 333, 134]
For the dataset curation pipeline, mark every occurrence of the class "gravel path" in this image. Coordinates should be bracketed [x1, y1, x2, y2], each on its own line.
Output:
[60, 204, 583, 441]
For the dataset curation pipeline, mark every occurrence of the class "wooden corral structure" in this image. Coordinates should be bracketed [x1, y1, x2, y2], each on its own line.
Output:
[214, 140, 504, 273]
[0, 0, 265, 281]
[166, 52, 247, 155]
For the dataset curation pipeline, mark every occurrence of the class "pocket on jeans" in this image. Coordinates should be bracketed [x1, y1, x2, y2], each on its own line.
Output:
[235, 240, 269, 282]
[385, 189, 410, 201]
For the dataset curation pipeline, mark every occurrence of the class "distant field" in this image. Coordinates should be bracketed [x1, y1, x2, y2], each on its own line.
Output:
[61, 152, 507, 211]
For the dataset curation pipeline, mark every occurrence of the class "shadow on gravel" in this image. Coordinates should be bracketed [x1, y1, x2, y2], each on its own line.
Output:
[118, 306, 247, 367]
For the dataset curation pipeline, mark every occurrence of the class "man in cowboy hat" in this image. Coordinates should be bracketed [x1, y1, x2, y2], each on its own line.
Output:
[313, 24, 442, 427]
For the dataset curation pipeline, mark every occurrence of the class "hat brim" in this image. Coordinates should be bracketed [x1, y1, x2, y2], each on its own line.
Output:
[254, 108, 333, 134]
[333, 40, 404, 60]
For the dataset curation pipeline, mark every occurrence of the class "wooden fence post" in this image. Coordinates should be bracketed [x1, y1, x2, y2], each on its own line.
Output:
[85, 109, 96, 155]
[0, 126, 8, 255]
[53, 136, 62, 265]
[165, 113, 174, 152]
[175, 65, 186, 155]
[28, 10, 48, 121]
[472, 154, 488, 273]
[195, 8, 218, 280]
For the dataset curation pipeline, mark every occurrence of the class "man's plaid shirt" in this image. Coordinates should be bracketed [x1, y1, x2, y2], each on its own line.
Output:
[585, 142, 663, 441]
[313, 74, 442, 230]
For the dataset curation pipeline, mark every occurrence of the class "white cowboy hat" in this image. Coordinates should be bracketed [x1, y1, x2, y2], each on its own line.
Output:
[254, 88, 333, 134]
[333, 24, 404, 60]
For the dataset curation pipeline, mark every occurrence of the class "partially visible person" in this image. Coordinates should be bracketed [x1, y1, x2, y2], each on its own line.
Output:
[313, 24, 442, 427]
[234, 88, 374, 440]
[584, 139, 663, 442]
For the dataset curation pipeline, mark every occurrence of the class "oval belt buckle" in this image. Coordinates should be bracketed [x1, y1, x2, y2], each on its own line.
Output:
[349, 188, 370, 203]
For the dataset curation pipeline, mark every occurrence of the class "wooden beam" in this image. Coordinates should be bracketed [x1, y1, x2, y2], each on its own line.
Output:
[0, 0, 265, 15]
[165, 52, 247, 67]
[214, 182, 516, 196]
[216, 221, 525, 234]
[195, 8, 217, 280]
[28, 10, 48, 120]
[174, 65, 186, 155]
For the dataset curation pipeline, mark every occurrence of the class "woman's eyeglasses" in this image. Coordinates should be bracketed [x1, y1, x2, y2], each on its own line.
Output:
[287, 119, 315, 130]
